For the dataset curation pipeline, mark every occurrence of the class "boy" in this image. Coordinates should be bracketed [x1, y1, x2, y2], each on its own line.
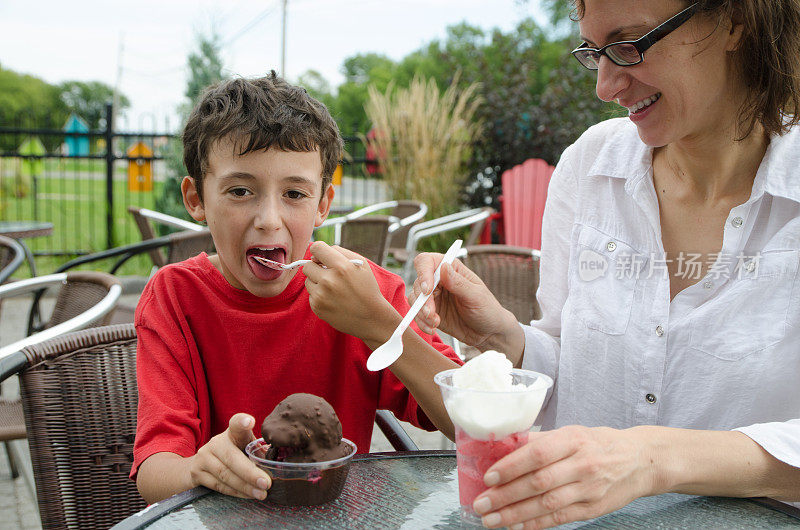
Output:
[132, 73, 461, 503]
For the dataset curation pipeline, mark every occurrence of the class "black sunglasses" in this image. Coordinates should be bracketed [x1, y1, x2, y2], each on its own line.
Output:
[572, 3, 698, 70]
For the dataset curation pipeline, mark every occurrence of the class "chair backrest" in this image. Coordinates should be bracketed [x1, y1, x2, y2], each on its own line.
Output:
[402, 207, 494, 283]
[0, 271, 122, 352]
[46, 271, 122, 330]
[164, 229, 216, 265]
[0, 235, 25, 284]
[7, 324, 146, 529]
[339, 215, 396, 264]
[128, 207, 207, 267]
[128, 206, 163, 266]
[461, 245, 541, 323]
[500, 158, 555, 250]
[386, 200, 427, 255]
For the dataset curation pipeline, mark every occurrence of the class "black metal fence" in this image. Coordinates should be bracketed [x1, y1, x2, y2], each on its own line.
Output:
[0, 103, 384, 272]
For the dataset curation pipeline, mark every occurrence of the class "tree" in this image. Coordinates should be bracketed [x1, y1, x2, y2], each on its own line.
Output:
[0, 65, 66, 148]
[58, 80, 130, 131]
[185, 34, 225, 106]
[426, 19, 620, 209]
[155, 32, 226, 228]
[296, 69, 337, 118]
[335, 53, 397, 133]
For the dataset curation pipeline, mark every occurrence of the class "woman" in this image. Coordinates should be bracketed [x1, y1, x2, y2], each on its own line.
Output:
[411, 1, 800, 528]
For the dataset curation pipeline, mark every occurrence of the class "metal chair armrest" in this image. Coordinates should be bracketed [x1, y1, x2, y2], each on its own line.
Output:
[136, 208, 205, 232]
[375, 410, 419, 451]
[0, 274, 122, 360]
[54, 235, 175, 274]
[0, 237, 25, 284]
[398, 203, 428, 227]
[345, 200, 400, 219]
[402, 208, 493, 282]
[0, 350, 26, 383]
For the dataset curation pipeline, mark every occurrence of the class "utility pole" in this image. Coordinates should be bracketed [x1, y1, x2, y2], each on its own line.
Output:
[280, 0, 287, 77]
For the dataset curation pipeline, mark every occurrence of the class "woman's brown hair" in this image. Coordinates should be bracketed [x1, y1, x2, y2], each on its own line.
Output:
[572, 0, 800, 138]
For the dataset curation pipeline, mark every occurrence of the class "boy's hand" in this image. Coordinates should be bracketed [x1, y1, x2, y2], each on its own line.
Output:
[187, 413, 271, 499]
[305, 241, 400, 348]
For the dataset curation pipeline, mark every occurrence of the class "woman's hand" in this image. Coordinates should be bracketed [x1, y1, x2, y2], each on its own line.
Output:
[305, 241, 400, 347]
[473, 426, 657, 529]
[409, 252, 521, 355]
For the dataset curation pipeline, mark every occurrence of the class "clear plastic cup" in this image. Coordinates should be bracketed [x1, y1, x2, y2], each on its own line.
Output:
[245, 437, 357, 505]
[434, 368, 552, 524]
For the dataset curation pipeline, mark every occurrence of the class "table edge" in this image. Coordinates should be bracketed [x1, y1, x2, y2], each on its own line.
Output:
[748, 497, 800, 520]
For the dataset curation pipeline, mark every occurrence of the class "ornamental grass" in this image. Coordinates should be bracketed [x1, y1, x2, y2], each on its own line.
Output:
[363, 75, 483, 220]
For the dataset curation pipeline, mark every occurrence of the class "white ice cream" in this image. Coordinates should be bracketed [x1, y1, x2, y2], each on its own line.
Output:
[442, 350, 550, 440]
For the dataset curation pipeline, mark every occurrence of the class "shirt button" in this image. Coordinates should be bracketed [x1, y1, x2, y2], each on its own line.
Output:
[655, 325, 664, 337]
[731, 217, 744, 228]
[703, 280, 714, 289]
[645, 393, 657, 404]
[745, 261, 756, 273]
[606, 241, 617, 252]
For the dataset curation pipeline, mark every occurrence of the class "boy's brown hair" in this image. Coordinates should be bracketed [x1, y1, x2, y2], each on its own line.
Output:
[182, 71, 343, 201]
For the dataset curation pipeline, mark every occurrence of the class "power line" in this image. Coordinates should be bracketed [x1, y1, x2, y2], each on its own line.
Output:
[223, 2, 279, 47]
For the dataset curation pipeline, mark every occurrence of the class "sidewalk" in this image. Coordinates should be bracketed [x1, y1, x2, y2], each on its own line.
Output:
[0, 276, 450, 528]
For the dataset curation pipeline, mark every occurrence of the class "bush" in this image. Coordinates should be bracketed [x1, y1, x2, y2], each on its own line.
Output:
[364, 75, 483, 221]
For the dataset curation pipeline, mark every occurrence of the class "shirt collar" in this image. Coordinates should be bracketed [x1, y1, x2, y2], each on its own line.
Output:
[586, 118, 800, 205]
[751, 126, 800, 204]
[586, 119, 652, 192]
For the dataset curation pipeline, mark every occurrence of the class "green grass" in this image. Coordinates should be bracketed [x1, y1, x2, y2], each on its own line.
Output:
[1, 172, 167, 277]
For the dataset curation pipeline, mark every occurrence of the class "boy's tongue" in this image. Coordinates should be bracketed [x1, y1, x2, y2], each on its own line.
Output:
[247, 248, 285, 281]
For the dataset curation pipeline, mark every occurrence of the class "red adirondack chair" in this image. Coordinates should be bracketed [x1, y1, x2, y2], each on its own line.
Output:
[485, 158, 555, 250]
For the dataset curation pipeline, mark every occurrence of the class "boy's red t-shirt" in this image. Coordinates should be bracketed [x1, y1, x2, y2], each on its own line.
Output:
[131, 252, 460, 480]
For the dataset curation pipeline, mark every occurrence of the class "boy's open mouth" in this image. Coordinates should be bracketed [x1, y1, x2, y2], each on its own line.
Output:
[247, 247, 286, 281]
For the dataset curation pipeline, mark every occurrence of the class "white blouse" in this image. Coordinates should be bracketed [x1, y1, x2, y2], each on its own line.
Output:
[521, 118, 800, 472]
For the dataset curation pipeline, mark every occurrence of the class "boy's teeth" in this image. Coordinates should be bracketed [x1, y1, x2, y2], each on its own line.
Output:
[628, 93, 661, 113]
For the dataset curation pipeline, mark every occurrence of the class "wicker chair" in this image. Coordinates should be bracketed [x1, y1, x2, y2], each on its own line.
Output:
[0, 235, 25, 478]
[401, 207, 494, 283]
[0, 272, 122, 482]
[0, 235, 25, 284]
[457, 245, 541, 360]
[338, 215, 397, 265]
[34, 230, 215, 327]
[127, 206, 208, 268]
[385, 200, 428, 258]
[317, 200, 428, 266]
[0, 324, 145, 529]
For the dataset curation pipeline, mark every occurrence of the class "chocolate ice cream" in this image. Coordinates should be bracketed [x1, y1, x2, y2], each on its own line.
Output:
[261, 393, 351, 463]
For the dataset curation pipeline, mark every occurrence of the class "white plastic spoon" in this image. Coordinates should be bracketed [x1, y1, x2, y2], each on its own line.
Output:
[366, 239, 463, 372]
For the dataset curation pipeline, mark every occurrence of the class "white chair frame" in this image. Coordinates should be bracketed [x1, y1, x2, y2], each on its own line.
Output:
[0, 274, 122, 360]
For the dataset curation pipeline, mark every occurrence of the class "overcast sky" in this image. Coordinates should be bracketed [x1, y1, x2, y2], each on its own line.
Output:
[0, 0, 548, 132]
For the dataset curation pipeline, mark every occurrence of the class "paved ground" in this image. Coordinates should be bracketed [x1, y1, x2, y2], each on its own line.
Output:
[0, 276, 451, 528]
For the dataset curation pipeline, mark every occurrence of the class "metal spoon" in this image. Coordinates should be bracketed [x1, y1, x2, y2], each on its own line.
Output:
[252, 255, 363, 270]
[366, 239, 463, 372]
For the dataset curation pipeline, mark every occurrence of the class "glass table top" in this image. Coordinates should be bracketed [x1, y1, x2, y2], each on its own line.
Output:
[115, 451, 800, 529]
